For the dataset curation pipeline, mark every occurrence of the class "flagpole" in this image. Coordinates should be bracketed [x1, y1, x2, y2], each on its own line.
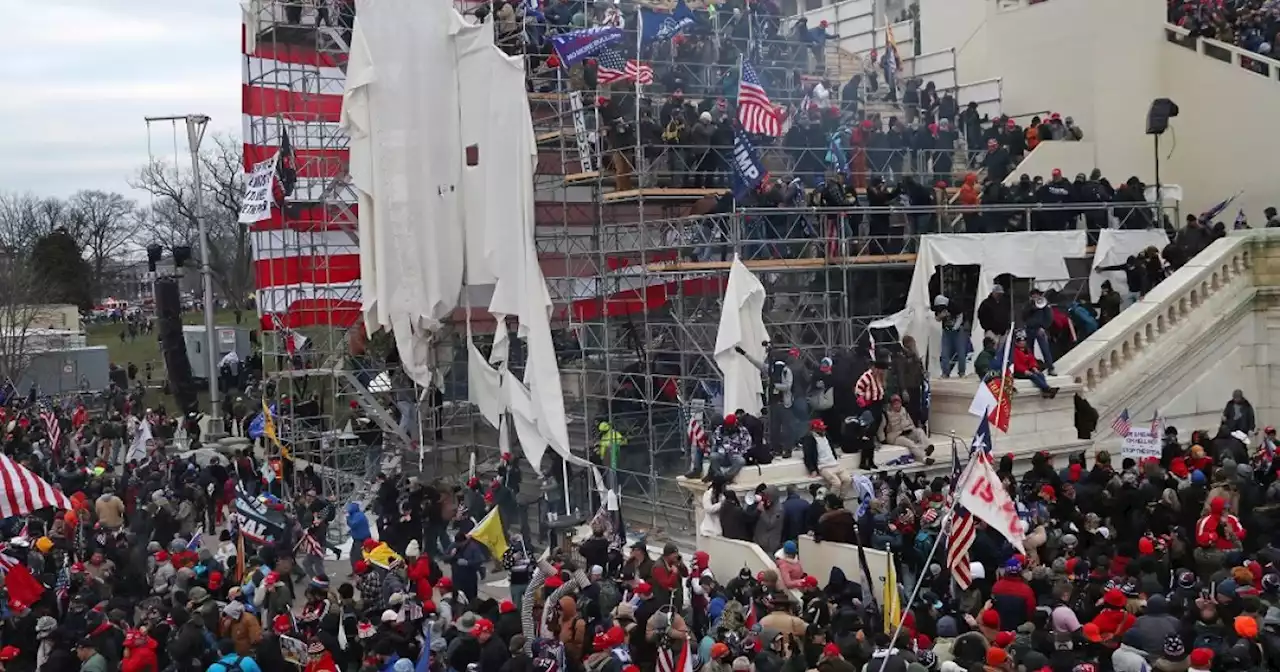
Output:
[878, 507, 956, 672]
[634, 10, 643, 191]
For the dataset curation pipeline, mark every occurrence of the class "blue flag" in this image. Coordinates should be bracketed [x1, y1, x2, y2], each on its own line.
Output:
[639, 0, 696, 45]
[551, 26, 623, 67]
[730, 126, 767, 199]
[247, 404, 275, 440]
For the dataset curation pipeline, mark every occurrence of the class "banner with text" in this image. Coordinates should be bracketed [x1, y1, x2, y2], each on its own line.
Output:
[1121, 428, 1161, 460]
[568, 91, 599, 174]
[958, 454, 1027, 553]
[239, 152, 280, 223]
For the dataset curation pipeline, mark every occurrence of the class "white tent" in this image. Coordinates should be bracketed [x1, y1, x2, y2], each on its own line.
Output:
[1089, 229, 1171, 300]
[870, 231, 1087, 360]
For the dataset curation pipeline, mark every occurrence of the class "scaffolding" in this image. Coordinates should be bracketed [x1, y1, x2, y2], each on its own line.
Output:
[516, 15, 1176, 541]
[240, 3, 1172, 546]
[242, 0, 428, 510]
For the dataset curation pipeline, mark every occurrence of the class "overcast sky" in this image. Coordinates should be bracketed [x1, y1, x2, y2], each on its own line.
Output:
[0, 0, 241, 199]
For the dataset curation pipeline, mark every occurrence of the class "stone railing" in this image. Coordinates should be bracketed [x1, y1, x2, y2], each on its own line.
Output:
[1165, 24, 1280, 84]
[1055, 234, 1255, 415]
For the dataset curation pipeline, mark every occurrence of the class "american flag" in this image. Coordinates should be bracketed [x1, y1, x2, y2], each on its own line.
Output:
[1149, 410, 1162, 436]
[54, 565, 70, 611]
[737, 61, 782, 136]
[657, 638, 693, 672]
[0, 546, 19, 571]
[947, 416, 992, 590]
[0, 453, 73, 518]
[40, 409, 60, 456]
[594, 48, 654, 85]
[1112, 408, 1131, 436]
[687, 413, 708, 451]
[298, 529, 325, 557]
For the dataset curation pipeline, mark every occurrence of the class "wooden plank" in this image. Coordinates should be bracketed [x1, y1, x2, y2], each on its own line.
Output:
[603, 188, 723, 202]
[564, 171, 600, 185]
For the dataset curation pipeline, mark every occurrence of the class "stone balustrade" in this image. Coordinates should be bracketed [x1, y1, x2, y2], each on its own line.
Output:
[1056, 234, 1256, 418]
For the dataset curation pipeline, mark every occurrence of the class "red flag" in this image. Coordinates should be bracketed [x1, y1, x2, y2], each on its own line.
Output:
[744, 601, 757, 629]
[2, 562, 45, 608]
[985, 375, 1014, 433]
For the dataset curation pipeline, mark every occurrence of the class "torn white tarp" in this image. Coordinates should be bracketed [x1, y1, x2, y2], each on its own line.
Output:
[713, 257, 770, 417]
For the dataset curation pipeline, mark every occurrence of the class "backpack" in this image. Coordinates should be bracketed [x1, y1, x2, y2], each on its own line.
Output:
[662, 120, 684, 143]
[210, 656, 247, 672]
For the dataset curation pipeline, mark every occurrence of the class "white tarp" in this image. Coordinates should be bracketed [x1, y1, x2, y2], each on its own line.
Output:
[1089, 229, 1171, 299]
[713, 257, 770, 417]
[870, 232, 1087, 362]
[343, 0, 466, 340]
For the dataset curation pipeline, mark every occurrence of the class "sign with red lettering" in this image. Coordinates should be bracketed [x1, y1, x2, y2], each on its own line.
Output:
[957, 455, 1027, 553]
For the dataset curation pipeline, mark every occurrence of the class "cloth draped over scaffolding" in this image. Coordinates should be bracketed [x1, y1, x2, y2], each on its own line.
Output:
[713, 257, 770, 418]
[869, 232, 1087, 367]
[343, 0, 599, 490]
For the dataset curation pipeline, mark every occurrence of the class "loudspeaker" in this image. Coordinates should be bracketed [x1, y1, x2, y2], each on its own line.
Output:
[155, 278, 200, 416]
[1146, 98, 1179, 135]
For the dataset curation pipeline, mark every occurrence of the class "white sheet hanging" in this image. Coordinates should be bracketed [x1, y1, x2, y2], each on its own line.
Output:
[1089, 229, 1171, 299]
[713, 257, 770, 417]
[870, 232, 1087, 363]
[467, 338, 505, 428]
[343, 0, 466, 343]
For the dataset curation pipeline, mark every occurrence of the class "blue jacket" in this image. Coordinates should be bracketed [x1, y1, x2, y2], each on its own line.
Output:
[781, 492, 810, 541]
[346, 502, 372, 540]
[206, 653, 263, 672]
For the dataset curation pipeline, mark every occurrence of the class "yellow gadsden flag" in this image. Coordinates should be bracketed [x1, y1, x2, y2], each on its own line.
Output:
[364, 541, 403, 569]
[262, 398, 291, 460]
[883, 559, 901, 635]
[469, 508, 509, 559]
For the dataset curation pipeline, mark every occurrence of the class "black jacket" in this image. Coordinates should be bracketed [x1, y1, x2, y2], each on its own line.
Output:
[977, 294, 1012, 335]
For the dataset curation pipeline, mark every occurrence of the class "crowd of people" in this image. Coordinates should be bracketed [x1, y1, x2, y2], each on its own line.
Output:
[1169, 0, 1280, 58]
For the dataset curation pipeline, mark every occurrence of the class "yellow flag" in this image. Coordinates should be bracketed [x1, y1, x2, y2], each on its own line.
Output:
[883, 559, 901, 635]
[364, 542, 404, 569]
[262, 398, 291, 460]
[469, 507, 509, 559]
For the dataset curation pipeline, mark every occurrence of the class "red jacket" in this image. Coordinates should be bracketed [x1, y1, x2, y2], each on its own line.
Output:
[1197, 512, 1245, 549]
[1090, 607, 1136, 646]
[1012, 347, 1039, 375]
[990, 576, 1036, 624]
[121, 640, 159, 672]
[650, 560, 685, 592]
[408, 556, 435, 601]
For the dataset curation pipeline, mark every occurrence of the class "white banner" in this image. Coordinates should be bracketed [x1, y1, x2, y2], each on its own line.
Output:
[957, 454, 1027, 553]
[568, 91, 598, 174]
[1121, 428, 1161, 460]
[126, 420, 152, 465]
[239, 152, 280, 223]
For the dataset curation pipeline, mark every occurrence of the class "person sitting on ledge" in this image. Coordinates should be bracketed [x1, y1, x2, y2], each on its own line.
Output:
[1012, 329, 1059, 399]
[706, 414, 752, 483]
[877, 394, 935, 466]
[801, 419, 850, 497]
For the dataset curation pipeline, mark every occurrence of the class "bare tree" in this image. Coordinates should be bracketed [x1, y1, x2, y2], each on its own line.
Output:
[66, 190, 136, 295]
[0, 250, 49, 384]
[0, 193, 73, 252]
[130, 134, 254, 309]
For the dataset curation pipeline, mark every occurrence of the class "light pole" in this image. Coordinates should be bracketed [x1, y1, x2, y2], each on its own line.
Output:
[144, 114, 222, 434]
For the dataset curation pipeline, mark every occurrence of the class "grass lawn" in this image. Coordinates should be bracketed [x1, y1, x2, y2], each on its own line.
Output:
[84, 309, 247, 411]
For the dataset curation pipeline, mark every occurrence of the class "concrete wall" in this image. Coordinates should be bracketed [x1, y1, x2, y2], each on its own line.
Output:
[1160, 39, 1280, 222]
[797, 535, 893, 603]
[917, 0, 1165, 183]
[1003, 141, 1098, 185]
[698, 534, 803, 602]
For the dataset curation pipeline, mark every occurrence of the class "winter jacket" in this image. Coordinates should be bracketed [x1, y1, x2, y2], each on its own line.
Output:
[816, 508, 856, 544]
[345, 503, 371, 541]
[990, 577, 1036, 629]
[1126, 595, 1180, 656]
[121, 638, 159, 672]
[699, 488, 723, 537]
[220, 613, 263, 656]
[753, 488, 785, 555]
